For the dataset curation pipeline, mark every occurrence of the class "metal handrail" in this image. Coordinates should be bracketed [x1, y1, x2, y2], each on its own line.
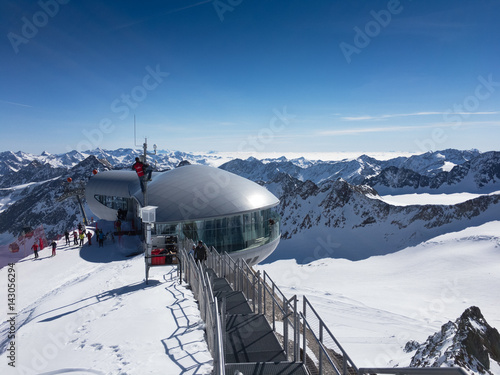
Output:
[300, 311, 343, 375]
[179, 242, 470, 375]
[303, 296, 358, 375]
[358, 368, 469, 375]
[178, 246, 225, 375]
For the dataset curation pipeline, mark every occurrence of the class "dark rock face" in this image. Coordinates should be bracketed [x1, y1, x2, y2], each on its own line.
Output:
[409, 306, 500, 374]
[365, 151, 500, 194]
[0, 156, 110, 240]
[2, 148, 500, 262]
[267, 172, 500, 256]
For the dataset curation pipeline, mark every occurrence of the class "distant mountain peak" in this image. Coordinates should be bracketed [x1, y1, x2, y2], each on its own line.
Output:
[408, 306, 500, 374]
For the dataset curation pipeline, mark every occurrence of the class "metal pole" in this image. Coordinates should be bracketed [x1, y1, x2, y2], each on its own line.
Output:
[257, 271, 262, 315]
[293, 295, 300, 362]
[145, 222, 152, 284]
[303, 298, 307, 368]
[143, 137, 148, 206]
[75, 194, 88, 226]
[319, 320, 324, 375]
[283, 299, 289, 361]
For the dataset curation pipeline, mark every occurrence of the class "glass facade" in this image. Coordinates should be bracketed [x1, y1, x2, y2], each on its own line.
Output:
[154, 207, 280, 254]
[93, 195, 129, 211]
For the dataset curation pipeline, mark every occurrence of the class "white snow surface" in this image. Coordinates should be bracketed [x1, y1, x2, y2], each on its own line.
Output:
[376, 190, 500, 206]
[256, 220, 500, 370]
[1, 221, 500, 374]
[0, 227, 212, 375]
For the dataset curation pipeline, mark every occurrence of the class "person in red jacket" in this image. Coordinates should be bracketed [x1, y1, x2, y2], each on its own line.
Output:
[32, 242, 39, 259]
[132, 157, 152, 192]
[86, 231, 92, 246]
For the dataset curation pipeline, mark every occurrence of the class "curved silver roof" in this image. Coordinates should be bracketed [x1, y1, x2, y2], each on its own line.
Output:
[85, 170, 141, 221]
[85, 165, 279, 223]
[86, 170, 141, 198]
[138, 164, 279, 222]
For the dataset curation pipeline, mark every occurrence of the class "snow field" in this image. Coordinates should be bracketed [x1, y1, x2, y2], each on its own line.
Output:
[256, 221, 500, 369]
[0, 231, 212, 375]
[1, 219, 499, 373]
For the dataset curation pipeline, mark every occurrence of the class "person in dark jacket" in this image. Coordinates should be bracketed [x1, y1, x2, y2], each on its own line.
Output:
[64, 230, 70, 245]
[98, 230, 105, 247]
[50, 240, 57, 257]
[194, 241, 207, 263]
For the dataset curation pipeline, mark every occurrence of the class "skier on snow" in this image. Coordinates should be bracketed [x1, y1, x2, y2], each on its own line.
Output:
[32, 242, 39, 259]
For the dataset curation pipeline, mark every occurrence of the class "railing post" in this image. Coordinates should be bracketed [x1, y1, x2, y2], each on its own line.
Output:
[319, 320, 323, 375]
[257, 271, 262, 315]
[238, 259, 242, 291]
[293, 296, 300, 362]
[302, 311, 307, 364]
[222, 295, 227, 365]
[284, 298, 289, 360]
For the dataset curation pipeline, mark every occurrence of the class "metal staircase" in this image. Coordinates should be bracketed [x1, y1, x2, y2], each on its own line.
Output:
[177, 242, 469, 375]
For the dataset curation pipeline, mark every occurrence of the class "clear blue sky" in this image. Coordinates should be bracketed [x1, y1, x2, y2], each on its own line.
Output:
[1, 0, 500, 155]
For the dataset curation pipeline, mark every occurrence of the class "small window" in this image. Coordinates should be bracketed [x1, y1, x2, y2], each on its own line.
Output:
[94, 195, 128, 211]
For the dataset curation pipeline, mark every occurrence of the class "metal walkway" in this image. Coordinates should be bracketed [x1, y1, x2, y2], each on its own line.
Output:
[207, 268, 308, 374]
[178, 243, 469, 375]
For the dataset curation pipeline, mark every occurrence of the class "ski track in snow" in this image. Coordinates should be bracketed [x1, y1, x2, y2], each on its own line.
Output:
[1, 219, 500, 373]
[0, 233, 213, 375]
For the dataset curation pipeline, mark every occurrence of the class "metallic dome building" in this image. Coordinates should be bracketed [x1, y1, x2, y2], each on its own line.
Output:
[85, 164, 281, 265]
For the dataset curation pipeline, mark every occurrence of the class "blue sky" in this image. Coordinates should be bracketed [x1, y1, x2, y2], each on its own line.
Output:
[1, 0, 500, 155]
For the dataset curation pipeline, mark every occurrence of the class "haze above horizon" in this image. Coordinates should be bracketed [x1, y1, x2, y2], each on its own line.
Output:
[1, 0, 500, 155]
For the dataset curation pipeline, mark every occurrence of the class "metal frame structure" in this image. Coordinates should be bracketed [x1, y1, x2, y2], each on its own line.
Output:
[177, 243, 470, 375]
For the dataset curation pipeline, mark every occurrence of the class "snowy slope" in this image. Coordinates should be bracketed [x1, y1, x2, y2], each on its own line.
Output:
[1, 220, 499, 373]
[264, 176, 500, 263]
[0, 224, 212, 375]
[256, 220, 500, 371]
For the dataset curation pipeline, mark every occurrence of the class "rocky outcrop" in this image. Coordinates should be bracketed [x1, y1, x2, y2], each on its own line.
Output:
[0, 156, 110, 240]
[365, 151, 500, 194]
[408, 306, 500, 374]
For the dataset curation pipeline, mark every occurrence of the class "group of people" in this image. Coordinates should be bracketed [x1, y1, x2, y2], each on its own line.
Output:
[31, 238, 57, 259]
[32, 221, 112, 259]
[29, 155, 156, 261]
[96, 229, 114, 247]
[190, 240, 207, 263]
[65, 225, 92, 247]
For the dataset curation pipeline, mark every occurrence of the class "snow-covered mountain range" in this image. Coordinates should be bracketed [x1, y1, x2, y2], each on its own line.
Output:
[1, 148, 500, 373]
[1, 148, 500, 263]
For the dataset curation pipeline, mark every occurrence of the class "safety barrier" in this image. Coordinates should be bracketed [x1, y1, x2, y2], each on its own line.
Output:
[177, 242, 469, 375]
[302, 296, 358, 375]
[178, 244, 225, 374]
[357, 368, 469, 375]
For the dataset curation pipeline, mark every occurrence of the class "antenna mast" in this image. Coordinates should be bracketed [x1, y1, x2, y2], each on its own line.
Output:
[133, 116, 157, 206]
